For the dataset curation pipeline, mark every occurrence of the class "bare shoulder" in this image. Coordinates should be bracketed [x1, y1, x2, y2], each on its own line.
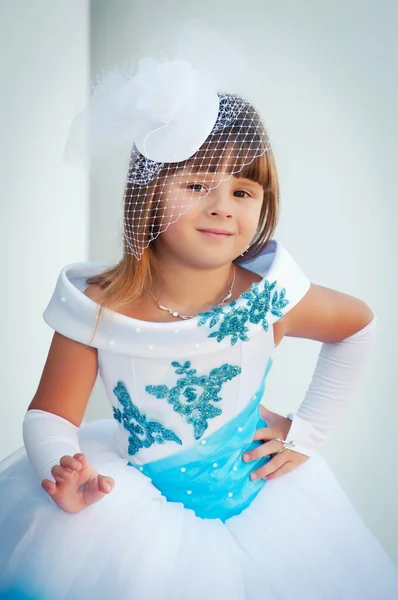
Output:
[281, 283, 374, 343]
[84, 283, 103, 304]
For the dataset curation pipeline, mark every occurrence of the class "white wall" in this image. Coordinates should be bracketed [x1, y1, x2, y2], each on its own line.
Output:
[0, 1, 90, 457]
[88, 0, 398, 563]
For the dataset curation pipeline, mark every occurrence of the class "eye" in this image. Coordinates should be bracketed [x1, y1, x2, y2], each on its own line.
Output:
[187, 183, 207, 192]
[185, 184, 254, 198]
[234, 190, 252, 199]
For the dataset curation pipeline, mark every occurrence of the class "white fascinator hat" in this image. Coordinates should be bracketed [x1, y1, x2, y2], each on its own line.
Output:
[64, 24, 272, 259]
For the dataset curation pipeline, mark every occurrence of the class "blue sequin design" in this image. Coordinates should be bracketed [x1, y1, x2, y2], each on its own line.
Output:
[145, 361, 241, 440]
[197, 279, 289, 345]
[112, 381, 182, 455]
[132, 357, 275, 521]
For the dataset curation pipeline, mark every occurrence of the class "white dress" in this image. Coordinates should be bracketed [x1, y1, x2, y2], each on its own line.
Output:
[1, 239, 398, 600]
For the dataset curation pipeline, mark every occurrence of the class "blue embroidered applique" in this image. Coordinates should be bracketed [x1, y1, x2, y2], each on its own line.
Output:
[112, 381, 182, 455]
[145, 361, 241, 440]
[197, 279, 289, 345]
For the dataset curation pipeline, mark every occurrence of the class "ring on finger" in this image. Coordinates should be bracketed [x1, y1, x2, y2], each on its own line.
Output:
[273, 437, 296, 453]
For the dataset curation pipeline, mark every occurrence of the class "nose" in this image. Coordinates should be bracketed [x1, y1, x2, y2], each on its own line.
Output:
[204, 188, 233, 219]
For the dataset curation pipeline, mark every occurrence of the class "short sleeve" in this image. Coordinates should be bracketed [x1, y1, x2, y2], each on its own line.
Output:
[42, 262, 112, 348]
[243, 239, 311, 324]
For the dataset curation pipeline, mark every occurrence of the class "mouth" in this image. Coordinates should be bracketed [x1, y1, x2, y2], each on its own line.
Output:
[197, 229, 233, 239]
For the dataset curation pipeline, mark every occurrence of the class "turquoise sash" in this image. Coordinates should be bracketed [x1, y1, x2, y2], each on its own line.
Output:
[128, 358, 273, 521]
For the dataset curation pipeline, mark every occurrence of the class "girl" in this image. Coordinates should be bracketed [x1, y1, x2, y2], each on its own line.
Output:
[1, 56, 398, 600]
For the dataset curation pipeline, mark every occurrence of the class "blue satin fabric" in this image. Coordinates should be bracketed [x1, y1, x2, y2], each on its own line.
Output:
[128, 358, 273, 521]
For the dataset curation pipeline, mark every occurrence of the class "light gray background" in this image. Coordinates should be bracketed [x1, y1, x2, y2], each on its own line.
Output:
[1, 0, 397, 563]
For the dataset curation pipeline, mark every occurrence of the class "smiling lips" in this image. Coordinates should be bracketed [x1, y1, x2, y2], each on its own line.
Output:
[198, 228, 233, 239]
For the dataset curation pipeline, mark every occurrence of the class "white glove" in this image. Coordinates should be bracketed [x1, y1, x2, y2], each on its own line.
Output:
[22, 409, 81, 482]
[284, 315, 378, 456]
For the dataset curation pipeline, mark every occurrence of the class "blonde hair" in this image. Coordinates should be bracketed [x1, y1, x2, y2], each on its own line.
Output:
[86, 95, 280, 342]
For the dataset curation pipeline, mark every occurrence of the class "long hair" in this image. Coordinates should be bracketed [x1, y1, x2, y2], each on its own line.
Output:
[86, 94, 280, 341]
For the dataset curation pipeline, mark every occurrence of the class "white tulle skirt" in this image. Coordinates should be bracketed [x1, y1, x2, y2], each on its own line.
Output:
[1, 418, 398, 600]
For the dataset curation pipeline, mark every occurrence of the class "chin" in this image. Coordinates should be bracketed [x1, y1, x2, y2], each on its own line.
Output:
[190, 249, 237, 269]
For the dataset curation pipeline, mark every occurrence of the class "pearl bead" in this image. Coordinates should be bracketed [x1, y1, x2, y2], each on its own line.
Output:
[228, 492, 233, 498]
[237, 427, 243, 432]
[195, 343, 201, 348]
[109, 340, 115, 346]
[186, 490, 192, 495]
[139, 466, 144, 471]
[233, 466, 238, 471]
[148, 344, 153, 350]
[212, 462, 218, 468]
[60, 296, 66, 303]
[135, 328, 141, 333]
[180, 467, 186, 473]
[200, 439, 206, 445]
[173, 329, 179, 334]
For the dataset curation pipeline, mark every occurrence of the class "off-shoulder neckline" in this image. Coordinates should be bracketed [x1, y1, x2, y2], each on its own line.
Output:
[61, 240, 279, 330]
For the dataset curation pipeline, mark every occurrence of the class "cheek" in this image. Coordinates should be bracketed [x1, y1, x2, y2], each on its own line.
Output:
[238, 203, 262, 233]
[160, 186, 203, 221]
[158, 216, 194, 250]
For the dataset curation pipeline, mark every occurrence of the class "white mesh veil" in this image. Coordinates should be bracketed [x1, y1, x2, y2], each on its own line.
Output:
[64, 45, 272, 259]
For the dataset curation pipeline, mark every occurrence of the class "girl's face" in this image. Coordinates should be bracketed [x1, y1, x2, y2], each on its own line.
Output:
[154, 169, 264, 267]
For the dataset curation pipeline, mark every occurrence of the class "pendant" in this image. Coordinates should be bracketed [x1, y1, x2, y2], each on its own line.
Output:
[157, 302, 194, 320]
[151, 264, 235, 320]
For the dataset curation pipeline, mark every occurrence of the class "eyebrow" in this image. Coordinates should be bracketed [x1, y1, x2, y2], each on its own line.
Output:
[233, 177, 263, 191]
[182, 171, 261, 185]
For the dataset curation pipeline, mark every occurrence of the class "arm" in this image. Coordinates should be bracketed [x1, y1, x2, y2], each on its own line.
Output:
[281, 283, 374, 344]
[28, 281, 103, 430]
[271, 283, 377, 457]
[23, 330, 115, 512]
[27, 331, 98, 426]
[23, 331, 98, 482]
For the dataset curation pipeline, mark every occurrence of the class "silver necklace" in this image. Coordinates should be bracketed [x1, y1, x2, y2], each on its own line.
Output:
[150, 265, 236, 320]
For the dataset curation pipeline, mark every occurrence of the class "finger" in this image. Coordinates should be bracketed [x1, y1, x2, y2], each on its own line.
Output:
[250, 454, 287, 480]
[98, 474, 115, 494]
[243, 439, 283, 462]
[259, 405, 270, 422]
[41, 478, 57, 496]
[73, 453, 89, 468]
[265, 461, 296, 480]
[252, 426, 278, 441]
[60, 455, 83, 473]
[51, 465, 74, 482]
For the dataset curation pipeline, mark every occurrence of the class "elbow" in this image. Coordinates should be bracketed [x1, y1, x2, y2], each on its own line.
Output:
[360, 303, 376, 330]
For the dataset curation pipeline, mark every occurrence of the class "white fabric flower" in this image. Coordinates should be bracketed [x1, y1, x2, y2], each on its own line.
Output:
[65, 58, 220, 166]
[133, 58, 197, 125]
[130, 58, 219, 163]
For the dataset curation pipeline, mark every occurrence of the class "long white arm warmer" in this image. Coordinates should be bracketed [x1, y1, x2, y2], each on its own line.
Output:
[22, 409, 81, 482]
[284, 315, 378, 456]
